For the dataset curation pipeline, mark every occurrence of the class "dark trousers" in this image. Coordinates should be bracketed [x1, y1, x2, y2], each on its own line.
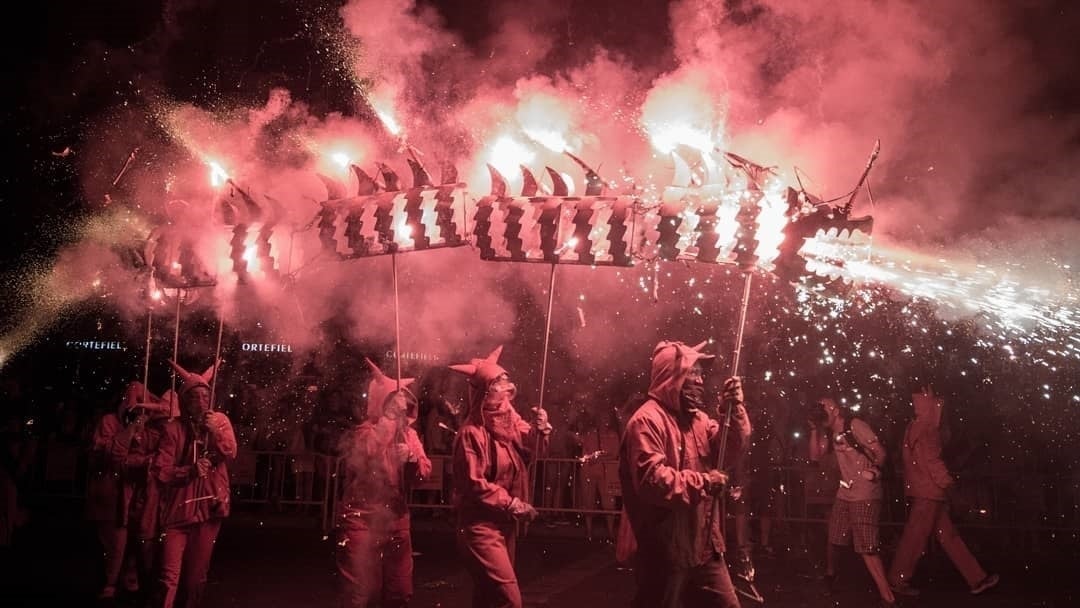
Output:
[888, 497, 987, 588]
[155, 519, 222, 608]
[336, 521, 414, 608]
[97, 521, 155, 594]
[634, 552, 741, 608]
[457, 521, 522, 608]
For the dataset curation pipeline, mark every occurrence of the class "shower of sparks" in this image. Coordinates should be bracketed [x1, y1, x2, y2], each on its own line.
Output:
[1, 207, 159, 365]
[516, 88, 575, 154]
[374, 107, 402, 137]
[208, 161, 230, 188]
[850, 251, 1079, 363]
[367, 90, 403, 137]
[330, 152, 351, 170]
[787, 246, 1080, 387]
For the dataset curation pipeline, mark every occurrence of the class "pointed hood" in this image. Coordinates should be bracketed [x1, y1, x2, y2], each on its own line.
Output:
[364, 357, 416, 422]
[449, 346, 508, 423]
[169, 358, 221, 397]
[648, 340, 715, 413]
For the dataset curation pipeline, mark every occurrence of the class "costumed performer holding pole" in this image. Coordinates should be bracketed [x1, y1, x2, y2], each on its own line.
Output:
[449, 346, 552, 608]
[618, 340, 751, 608]
[335, 358, 432, 607]
[151, 359, 236, 608]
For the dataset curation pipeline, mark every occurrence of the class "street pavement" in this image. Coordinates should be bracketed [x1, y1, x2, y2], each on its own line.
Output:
[2, 506, 1078, 607]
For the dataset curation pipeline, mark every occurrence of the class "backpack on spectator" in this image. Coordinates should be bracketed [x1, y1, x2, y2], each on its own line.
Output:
[838, 413, 889, 481]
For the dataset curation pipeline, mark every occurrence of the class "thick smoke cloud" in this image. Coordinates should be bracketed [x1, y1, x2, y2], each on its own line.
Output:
[6, 0, 1078, 417]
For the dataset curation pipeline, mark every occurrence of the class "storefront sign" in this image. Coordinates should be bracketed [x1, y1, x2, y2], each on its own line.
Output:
[241, 343, 293, 353]
[65, 340, 126, 351]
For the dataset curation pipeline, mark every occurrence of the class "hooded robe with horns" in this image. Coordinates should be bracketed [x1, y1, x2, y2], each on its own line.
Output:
[152, 360, 237, 528]
[618, 341, 751, 569]
[337, 359, 432, 532]
[449, 346, 549, 524]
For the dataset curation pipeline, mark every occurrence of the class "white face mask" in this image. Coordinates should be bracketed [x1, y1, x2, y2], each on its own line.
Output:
[383, 393, 407, 421]
[485, 374, 517, 406]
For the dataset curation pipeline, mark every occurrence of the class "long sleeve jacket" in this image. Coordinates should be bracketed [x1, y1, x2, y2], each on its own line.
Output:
[338, 420, 432, 532]
[619, 400, 750, 568]
[86, 413, 125, 523]
[451, 407, 549, 524]
[901, 418, 954, 500]
[86, 414, 163, 530]
[153, 412, 237, 528]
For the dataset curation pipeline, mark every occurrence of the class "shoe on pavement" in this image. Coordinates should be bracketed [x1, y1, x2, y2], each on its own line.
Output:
[971, 573, 1000, 595]
[890, 581, 921, 597]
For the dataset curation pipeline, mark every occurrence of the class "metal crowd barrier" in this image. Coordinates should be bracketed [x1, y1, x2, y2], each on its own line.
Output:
[230, 449, 337, 528]
[400, 458, 1080, 534]
[20, 442, 1080, 540]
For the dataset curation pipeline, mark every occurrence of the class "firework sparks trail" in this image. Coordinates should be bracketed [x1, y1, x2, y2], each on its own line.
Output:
[802, 243, 1080, 366]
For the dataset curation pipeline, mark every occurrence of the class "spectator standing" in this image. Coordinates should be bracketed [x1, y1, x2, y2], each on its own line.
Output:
[808, 396, 896, 607]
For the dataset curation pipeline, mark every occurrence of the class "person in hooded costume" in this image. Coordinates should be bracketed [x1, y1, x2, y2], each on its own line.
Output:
[151, 359, 236, 608]
[887, 385, 999, 597]
[618, 340, 751, 608]
[86, 380, 172, 602]
[336, 358, 433, 608]
[449, 346, 552, 608]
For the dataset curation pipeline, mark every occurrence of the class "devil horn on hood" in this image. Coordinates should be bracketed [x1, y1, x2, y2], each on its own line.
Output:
[449, 363, 478, 376]
[198, 359, 222, 385]
[364, 357, 388, 380]
[168, 359, 198, 385]
[449, 345, 503, 378]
